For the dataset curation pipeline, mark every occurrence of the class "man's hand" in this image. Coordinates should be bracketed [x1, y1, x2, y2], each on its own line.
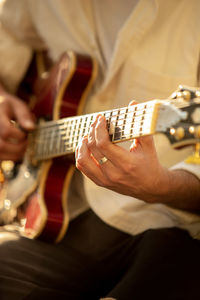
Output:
[76, 114, 200, 211]
[76, 114, 168, 202]
[0, 92, 35, 161]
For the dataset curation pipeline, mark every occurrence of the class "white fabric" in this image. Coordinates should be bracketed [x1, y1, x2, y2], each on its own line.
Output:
[92, 0, 139, 66]
[0, 0, 200, 237]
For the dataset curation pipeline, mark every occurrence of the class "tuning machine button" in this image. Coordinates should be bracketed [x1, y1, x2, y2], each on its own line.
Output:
[176, 90, 191, 101]
[189, 126, 195, 134]
[195, 90, 200, 98]
[189, 125, 200, 138]
[170, 127, 185, 140]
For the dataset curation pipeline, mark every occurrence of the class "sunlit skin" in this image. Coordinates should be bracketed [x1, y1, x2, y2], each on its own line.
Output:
[0, 91, 35, 161]
[76, 112, 169, 202]
[76, 103, 200, 210]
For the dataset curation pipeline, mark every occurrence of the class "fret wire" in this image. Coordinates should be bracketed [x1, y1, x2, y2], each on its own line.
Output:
[38, 111, 154, 136]
[36, 102, 156, 132]
[32, 103, 158, 158]
[33, 119, 153, 151]
[34, 127, 154, 159]
[37, 126, 152, 154]
[36, 107, 155, 138]
[32, 111, 155, 154]
[34, 115, 152, 157]
[44, 129, 148, 155]
[32, 111, 155, 156]
[61, 128, 150, 150]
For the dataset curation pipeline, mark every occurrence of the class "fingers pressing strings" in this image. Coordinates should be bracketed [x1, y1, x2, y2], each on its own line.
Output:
[87, 115, 110, 166]
[76, 115, 117, 186]
[76, 136, 108, 186]
[93, 115, 134, 168]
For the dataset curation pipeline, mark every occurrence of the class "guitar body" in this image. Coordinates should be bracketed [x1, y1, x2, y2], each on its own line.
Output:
[0, 51, 97, 242]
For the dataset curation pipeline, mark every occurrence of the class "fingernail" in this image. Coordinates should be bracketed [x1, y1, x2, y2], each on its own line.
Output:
[99, 115, 105, 122]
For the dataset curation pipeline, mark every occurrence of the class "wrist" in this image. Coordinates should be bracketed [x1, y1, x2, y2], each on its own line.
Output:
[147, 166, 172, 204]
[149, 167, 200, 211]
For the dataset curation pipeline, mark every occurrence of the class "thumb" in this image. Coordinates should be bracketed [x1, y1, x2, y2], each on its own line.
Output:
[11, 96, 35, 131]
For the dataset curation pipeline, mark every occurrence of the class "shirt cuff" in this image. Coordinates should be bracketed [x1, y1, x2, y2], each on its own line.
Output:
[170, 160, 200, 180]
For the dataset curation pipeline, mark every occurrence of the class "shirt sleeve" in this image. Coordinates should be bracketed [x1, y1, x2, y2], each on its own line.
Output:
[170, 160, 200, 180]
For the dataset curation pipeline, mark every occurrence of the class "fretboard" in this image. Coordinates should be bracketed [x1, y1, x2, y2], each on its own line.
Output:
[29, 100, 161, 161]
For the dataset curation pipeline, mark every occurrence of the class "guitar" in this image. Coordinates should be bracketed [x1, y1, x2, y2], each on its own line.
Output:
[0, 51, 200, 243]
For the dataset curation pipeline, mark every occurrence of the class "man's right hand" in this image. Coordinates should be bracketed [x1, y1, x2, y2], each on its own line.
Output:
[0, 93, 35, 161]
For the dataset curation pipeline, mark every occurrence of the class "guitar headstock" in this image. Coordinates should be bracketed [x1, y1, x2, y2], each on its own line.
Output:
[169, 85, 200, 104]
[157, 85, 200, 149]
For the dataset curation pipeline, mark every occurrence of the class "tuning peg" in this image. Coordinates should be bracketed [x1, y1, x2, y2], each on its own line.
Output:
[189, 125, 200, 138]
[189, 126, 195, 134]
[170, 127, 185, 140]
[170, 85, 200, 102]
[195, 90, 200, 98]
[176, 90, 191, 101]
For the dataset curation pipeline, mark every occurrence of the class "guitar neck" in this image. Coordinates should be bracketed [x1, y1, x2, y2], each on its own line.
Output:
[29, 100, 161, 161]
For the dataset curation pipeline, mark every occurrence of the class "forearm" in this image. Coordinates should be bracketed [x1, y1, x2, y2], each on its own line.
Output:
[76, 115, 200, 212]
[157, 168, 200, 211]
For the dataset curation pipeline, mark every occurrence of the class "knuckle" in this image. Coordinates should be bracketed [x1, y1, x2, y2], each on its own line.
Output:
[124, 163, 135, 174]
[76, 155, 86, 167]
[109, 173, 121, 183]
[87, 137, 96, 150]
[90, 121, 96, 128]
[96, 138, 108, 150]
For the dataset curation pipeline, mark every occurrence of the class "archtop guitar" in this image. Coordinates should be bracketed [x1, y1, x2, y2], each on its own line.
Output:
[0, 51, 200, 242]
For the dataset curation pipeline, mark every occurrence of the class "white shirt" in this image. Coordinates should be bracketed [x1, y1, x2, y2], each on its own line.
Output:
[0, 0, 200, 238]
[92, 0, 139, 66]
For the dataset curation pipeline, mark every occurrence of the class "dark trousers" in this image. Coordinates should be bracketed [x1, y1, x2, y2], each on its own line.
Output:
[0, 209, 199, 300]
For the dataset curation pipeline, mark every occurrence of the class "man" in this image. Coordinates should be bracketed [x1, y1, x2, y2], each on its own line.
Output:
[0, 0, 199, 299]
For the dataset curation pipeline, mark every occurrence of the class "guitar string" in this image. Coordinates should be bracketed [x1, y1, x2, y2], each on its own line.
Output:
[30, 113, 156, 158]
[37, 104, 155, 131]
[36, 98, 188, 132]
[31, 112, 154, 144]
[33, 106, 155, 138]
[34, 118, 152, 141]
[30, 99, 183, 134]
[30, 109, 156, 141]
[33, 131, 152, 159]
[28, 100, 188, 159]
[33, 122, 191, 160]
[31, 129, 150, 158]
[28, 101, 163, 158]
[31, 128, 149, 158]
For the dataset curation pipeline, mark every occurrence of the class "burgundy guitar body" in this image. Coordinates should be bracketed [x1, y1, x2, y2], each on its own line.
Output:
[13, 51, 96, 242]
